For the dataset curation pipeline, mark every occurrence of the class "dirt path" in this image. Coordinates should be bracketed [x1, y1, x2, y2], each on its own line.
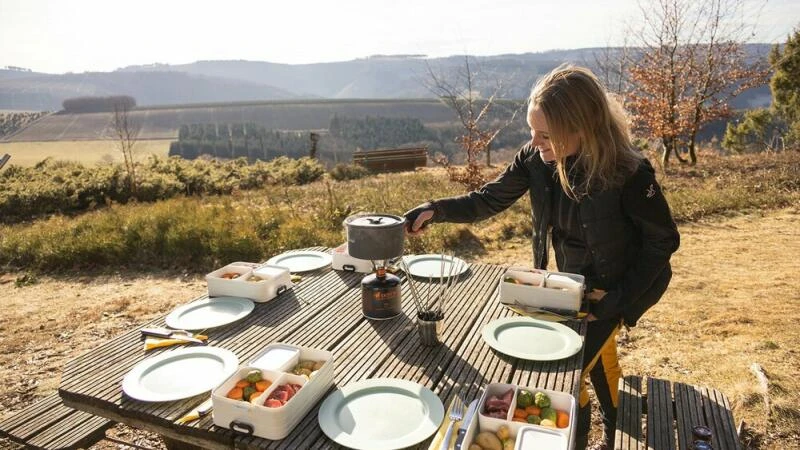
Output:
[1, 208, 798, 449]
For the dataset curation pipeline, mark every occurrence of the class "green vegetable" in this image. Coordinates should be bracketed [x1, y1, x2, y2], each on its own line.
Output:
[526, 414, 541, 424]
[534, 391, 551, 408]
[245, 370, 262, 383]
[540, 407, 557, 423]
[517, 390, 534, 408]
[242, 385, 256, 401]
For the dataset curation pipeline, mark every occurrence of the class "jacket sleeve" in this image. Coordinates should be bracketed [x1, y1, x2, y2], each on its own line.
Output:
[430, 145, 536, 223]
[590, 162, 680, 320]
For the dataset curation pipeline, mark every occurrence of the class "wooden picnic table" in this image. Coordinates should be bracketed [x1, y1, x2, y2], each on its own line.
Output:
[59, 248, 587, 449]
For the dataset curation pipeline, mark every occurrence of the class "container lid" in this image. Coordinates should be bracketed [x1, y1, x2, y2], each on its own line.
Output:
[515, 426, 568, 450]
[253, 265, 290, 278]
[345, 214, 405, 228]
[249, 344, 299, 371]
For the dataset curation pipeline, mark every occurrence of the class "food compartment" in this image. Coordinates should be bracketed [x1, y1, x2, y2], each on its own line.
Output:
[509, 387, 575, 438]
[207, 264, 252, 282]
[212, 367, 282, 414]
[477, 383, 518, 432]
[499, 267, 584, 313]
[257, 373, 308, 410]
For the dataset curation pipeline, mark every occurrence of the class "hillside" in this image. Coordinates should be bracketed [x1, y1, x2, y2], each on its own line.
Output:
[0, 70, 295, 111]
[2, 99, 463, 142]
[0, 45, 774, 111]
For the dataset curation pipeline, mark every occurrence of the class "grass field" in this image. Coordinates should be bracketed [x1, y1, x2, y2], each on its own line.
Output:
[0, 140, 171, 166]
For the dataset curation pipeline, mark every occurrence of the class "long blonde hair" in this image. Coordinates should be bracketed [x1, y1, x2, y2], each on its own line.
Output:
[528, 64, 642, 199]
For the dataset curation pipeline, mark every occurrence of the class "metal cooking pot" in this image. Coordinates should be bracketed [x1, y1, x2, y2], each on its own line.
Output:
[344, 213, 406, 261]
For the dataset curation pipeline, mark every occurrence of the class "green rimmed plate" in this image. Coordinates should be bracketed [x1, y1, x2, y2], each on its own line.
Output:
[482, 317, 583, 361]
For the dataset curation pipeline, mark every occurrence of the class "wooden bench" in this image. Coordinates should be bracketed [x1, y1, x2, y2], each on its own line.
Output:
[0, 394, 113, 450]
[352, 146, 427, 173]
[615, 375, 741, 450]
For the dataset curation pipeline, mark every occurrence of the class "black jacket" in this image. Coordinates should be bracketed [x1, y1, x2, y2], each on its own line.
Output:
[428, 143, 680, 326]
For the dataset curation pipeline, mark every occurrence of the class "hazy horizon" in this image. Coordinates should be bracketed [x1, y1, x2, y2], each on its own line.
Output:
[1, 0, 797, 75]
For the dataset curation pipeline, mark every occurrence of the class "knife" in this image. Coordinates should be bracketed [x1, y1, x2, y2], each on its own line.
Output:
[141, 327, 207, 345]
[176, 397, 213, 424]
[454, 400, 478, 450]
[506, 303, 585, 320]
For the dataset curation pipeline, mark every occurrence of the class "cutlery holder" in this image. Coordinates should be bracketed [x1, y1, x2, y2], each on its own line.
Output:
[416, 315, 444, 346]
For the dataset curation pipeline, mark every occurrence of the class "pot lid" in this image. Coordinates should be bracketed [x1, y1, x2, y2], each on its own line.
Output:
[346, 214, 405, 228]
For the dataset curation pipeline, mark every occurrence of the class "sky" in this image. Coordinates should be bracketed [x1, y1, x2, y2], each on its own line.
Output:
[1, 0, 797, 74]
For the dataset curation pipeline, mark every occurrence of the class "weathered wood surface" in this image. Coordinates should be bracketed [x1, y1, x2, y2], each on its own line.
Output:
[60, 249, 586, 449]
[0, 393, 113, 450]
[615, 375, 741, 450]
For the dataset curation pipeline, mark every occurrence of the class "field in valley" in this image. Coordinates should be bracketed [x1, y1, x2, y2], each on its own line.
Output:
[0, 139, 171, 166]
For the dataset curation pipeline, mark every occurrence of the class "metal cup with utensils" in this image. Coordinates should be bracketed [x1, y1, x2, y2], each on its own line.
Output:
[417, 314, 444, 346]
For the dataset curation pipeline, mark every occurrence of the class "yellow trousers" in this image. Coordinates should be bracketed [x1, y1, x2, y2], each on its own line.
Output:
[579, 323, 621, 408]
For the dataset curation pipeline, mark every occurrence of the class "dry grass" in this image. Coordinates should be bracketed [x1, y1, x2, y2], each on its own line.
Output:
[482, 208, 800, 449]
[0, 140, 171, 167]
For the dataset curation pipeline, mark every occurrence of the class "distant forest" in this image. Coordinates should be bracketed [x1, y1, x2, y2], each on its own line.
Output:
[168, 115, 530, 163]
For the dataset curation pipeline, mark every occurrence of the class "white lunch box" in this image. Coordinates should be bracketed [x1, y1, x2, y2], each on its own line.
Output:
[211, 343, 335, 440]
[499, 267, 584, 313]
[206, 262, 293, 303]
[463, 382, 577, 450]
[330, 243, 374, 273]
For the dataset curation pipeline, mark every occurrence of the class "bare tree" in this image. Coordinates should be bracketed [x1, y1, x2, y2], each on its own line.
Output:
[625, 0, 769, 166]
[593, 35, 635, 97]
[424, 56, 522, 189]
[111, 100, 141, 196]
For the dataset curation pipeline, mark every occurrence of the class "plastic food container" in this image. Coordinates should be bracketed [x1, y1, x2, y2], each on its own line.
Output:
[515, 426, 569, 450]
[331, 243, 374, 273]
[499, 267, 584, 313]
[212, 343, 335, 440]
[464, 382, 577, 450]
[206, 263, 293, 303]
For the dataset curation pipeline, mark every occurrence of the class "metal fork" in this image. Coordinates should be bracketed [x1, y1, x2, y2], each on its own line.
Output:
[441, 395, 464, 450]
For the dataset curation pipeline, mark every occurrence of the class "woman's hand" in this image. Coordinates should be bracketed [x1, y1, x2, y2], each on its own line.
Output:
[584, 289, 606, 322]
[585, 289, 607, 302]
[403, 203, 435, 235]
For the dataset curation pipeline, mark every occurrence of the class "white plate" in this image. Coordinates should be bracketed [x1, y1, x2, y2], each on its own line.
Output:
[318, 378, 444, 450]
[402, 254, 469, 279]
[165, 296, 254, 330]
[266, 250, 332, 273]
[482, 317, 583, 361]
[122, 347, 238, 402]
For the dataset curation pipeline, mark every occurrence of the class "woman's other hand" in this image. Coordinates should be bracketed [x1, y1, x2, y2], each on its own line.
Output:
[585, 288, 607, 302]
[403, 203, 435, 235]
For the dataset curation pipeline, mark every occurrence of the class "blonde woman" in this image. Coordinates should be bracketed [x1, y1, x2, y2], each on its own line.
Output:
[404, 64, 680, 450]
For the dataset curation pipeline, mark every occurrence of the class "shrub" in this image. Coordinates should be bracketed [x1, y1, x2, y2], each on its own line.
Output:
[329, 163, 370, 181]
[0, 155, 331, 223]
